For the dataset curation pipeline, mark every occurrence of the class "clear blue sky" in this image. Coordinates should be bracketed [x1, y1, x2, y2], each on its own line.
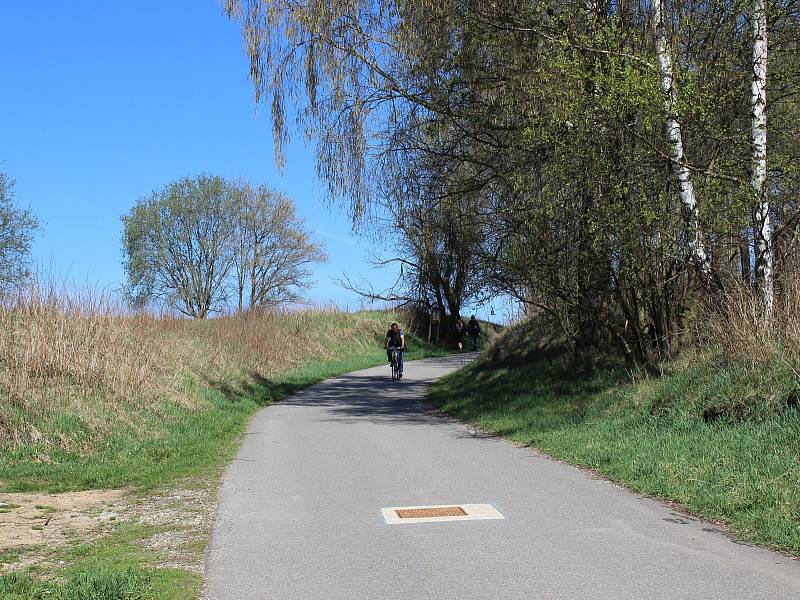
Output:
[0, 1, 511, 320]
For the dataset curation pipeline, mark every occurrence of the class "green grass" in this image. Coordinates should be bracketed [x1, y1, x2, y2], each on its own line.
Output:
[0, 524, 197, 600]
[429, 335, 800, 554]
[0, 569, 153, 600]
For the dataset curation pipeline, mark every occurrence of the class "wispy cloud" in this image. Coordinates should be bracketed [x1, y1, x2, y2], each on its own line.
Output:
[313, 227, 357, 246]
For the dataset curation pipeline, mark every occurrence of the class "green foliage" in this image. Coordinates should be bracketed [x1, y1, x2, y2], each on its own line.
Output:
[122, 174, 236, 317]
[226, 0, 800, 364]
[121, 175, 326, 317]
[0, 171, 38, 292]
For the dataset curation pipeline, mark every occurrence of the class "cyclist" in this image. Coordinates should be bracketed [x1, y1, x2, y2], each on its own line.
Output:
[384, 322, 405, 379]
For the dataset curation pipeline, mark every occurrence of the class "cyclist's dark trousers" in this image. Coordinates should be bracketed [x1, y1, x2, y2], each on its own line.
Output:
[387, 348, 404, 373]
[469, 335, 478, 351]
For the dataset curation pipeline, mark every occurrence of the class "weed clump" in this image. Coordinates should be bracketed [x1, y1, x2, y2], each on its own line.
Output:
[689, 276, 800, 421]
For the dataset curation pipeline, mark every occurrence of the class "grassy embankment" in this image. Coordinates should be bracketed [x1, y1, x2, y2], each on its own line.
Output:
[0, 290, 445, 599]
[430, 312, 800, 555]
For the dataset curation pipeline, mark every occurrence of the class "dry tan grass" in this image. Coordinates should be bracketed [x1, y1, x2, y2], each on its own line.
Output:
[1, 289, 165, 407]
[698, 274, 800, 374]
[0, 284, 170, 447]
[0, 282, 388, 447]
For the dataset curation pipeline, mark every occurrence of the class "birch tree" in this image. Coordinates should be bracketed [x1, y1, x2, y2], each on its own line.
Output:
[222, 0, 800, 363]
[751, 0, 773, 314]
[652, 0, 713, 279]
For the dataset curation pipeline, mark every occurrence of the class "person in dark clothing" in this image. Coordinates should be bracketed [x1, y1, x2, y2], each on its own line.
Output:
[467, 315, 481, 351]
[384, 322, 405, 377]
[454, 317, 465, 351]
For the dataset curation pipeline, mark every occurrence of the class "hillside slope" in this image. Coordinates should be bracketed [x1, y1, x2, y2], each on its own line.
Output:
[429, 317, 800, 554]
[0, 303, 445, 599]
[0, 306, 439, 492]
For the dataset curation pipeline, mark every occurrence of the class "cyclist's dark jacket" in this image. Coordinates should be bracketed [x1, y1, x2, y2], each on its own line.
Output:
[386, 329, 404, 348]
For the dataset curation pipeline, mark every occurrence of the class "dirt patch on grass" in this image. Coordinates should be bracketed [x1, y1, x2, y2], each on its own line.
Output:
[0, 477, 216, 575]
[0, 489, 125, 555]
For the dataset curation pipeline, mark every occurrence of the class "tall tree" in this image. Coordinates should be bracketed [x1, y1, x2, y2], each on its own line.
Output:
[751, 0, 773, 313]
[122, 174, 237, 318]
[231, 184, 327, 312]
[224, 0, 800, 362]
[652, 0, 713, 278]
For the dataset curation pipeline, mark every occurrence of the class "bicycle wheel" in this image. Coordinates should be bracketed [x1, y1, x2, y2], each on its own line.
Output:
[391, 353, 399, 381]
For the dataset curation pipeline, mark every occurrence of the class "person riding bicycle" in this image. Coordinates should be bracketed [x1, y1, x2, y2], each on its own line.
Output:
[384, 322, 405, 379]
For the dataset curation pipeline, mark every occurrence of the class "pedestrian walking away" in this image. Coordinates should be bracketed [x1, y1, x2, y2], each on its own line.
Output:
[467, 315, 481, 351]
[383, 322, 405, 378]
[454, 317, 465, 351]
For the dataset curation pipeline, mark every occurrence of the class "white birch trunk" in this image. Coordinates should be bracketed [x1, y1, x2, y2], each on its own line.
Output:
[751, 0, 773, 315]
[653, 0, 713, 278]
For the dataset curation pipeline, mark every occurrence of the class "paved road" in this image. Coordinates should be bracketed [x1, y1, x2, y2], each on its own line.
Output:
[205, 355, 800, 599]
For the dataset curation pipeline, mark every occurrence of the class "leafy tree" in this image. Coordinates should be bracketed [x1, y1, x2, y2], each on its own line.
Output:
[225, 0, 800, 362]
[122, 174, 238, 318]
[122, 175, 326, 317]
[0, 171, 38, 293]
[231, 183, 327, 312]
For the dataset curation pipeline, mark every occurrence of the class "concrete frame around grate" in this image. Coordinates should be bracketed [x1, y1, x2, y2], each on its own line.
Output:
[381, 503, 504, 525]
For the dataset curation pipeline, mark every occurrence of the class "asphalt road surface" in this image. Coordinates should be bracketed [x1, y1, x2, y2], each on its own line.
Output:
[205, 354, 800, 599]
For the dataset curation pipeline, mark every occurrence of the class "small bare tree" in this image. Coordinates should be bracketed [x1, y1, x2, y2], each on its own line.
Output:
[231, 184, 327, 312]
[340, 148, 489, 329]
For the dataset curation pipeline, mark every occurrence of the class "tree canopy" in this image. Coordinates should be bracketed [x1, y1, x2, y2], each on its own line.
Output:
[0, 171, 38, 293]
[226, 0, 800, 362]
[122, 174, 326, 317]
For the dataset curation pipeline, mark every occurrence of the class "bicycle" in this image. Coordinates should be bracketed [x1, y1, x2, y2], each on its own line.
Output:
[387, 346, 403, 381]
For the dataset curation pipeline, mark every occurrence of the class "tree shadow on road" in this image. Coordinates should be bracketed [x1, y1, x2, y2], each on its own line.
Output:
[280, 374, 441, 425]
[203, 372, 313, 408]
[206, 355, 469, 426]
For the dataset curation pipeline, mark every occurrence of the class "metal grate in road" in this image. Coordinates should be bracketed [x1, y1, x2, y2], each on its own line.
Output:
[395, 506, 467, 519]
[381, 503, 504, 525]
